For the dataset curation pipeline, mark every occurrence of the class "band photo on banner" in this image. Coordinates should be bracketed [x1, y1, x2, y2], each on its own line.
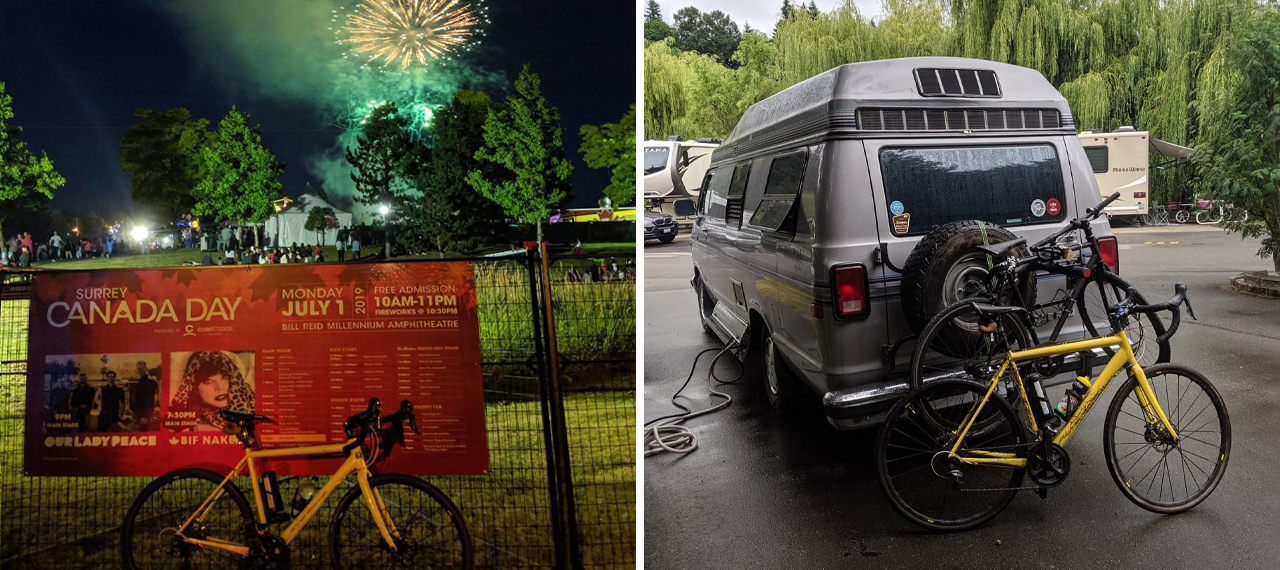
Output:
[42, 353, 161, 434]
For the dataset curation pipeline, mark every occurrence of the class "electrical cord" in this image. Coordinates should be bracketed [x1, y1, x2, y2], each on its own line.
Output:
[642, 338, 745, 457]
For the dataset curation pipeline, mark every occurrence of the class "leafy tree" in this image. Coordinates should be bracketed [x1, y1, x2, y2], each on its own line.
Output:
[0, 81, 64, 242]
[645, 19, 674, 42]
[402, 91, 510, 255]
[304, 206, 333, 246]
[644, 0, 662, 21]
[672, 7, 742, 67]
[466, 65, 573, 243]
[579, 104, 637, 207]
[119, 108, 212, 221]
[1195, 6, 1280, 270]
[191, 107, 285, 247]
[346, 103, 420, 257]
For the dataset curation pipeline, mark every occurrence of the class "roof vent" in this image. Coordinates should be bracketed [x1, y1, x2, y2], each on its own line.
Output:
[915, 68, 1001, 98]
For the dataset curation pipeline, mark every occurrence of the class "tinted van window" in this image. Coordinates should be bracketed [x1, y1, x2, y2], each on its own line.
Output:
[879, 144, 1066, 235]
[750, 151, 807, 231]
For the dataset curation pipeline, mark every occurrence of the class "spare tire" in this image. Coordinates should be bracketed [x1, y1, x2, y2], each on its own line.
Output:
[900, 220, 1037, 334]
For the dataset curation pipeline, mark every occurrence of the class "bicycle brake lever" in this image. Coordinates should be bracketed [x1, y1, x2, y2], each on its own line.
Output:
[1184, 297, 1197, 320]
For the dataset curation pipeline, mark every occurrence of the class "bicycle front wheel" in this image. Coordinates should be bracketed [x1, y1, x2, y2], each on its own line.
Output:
[120, 469, 254, 570]
[1103, 364, 1231, 514]
[329, 473, 474, 570]
[877, 379, 1029, 532]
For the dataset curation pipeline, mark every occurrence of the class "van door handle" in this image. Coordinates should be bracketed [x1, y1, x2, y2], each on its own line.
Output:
[875, 243, 906, 273]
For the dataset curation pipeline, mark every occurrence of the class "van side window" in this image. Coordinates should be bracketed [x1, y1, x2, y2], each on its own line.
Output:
[725, 163, 751, 228]
[749, 150, 807, 232]
[696, 170, 715, 216]
[1083, 146, 1109, 173]
[706, 166, 731, 220]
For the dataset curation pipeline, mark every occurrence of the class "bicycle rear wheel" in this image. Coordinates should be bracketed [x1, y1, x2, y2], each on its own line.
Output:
[877, 380, 1029, 532]
[1103, 364, 1231, 513]
[120, 469, 253, 570]
[909, 299, 1034, 390]
[329, 473, 474, 570]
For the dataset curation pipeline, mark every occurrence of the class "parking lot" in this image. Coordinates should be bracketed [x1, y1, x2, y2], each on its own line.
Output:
[644, 226, 1280, 569]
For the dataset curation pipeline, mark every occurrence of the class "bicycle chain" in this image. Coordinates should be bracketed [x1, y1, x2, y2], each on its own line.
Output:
[946, 440, 1055, 493]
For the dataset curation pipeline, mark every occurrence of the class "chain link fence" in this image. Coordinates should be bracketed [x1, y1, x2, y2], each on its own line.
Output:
[0, 250, 635, 569]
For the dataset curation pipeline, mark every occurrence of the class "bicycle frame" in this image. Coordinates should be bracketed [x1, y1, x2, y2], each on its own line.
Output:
[174, 440, 400, 557]
[947, 331, 1180, 468]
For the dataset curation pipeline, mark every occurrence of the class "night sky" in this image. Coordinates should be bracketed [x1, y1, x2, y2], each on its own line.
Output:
[0, 0, 634, 219]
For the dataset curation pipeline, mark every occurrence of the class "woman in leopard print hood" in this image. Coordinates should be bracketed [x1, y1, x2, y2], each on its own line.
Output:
[168, 351, 254, 432]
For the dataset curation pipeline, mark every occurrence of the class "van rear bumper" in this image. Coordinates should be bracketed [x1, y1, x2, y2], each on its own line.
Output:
[822, 348, 1109, 430]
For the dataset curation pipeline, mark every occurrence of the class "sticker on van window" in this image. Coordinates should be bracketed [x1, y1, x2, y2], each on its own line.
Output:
[1047, 198, 1061, 216]
[890, 201, 905, 216]
[1031, 199, 1046, 217]
[892, 213, 911, 234]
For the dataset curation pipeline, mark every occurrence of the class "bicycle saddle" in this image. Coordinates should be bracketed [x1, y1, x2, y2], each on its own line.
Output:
[975, 238, 1026, 257]
[219, 409, 273, 425]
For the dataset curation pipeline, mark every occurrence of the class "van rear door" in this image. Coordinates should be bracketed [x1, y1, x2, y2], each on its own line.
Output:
[862, 136, 1081, 365]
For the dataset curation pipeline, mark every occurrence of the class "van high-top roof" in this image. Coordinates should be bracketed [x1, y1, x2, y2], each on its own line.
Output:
[714, 57, 1075, 163]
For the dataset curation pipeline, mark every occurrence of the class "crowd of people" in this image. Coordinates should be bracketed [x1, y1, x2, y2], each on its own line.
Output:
[2, 231, 116, 267]
[193, 224, 366, 266]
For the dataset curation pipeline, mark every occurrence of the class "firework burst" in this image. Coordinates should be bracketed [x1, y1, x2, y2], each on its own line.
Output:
[338, 0, 485, 69]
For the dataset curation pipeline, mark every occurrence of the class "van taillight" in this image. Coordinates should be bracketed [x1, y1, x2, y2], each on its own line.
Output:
[1098, 237, 1119, 274]
[832, 264, 869, 319]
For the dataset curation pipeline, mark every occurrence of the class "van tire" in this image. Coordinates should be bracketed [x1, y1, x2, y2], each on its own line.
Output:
[762, 328, 802, 416]
[695, 275, 717, 337]
[900, 220, 1037, 334]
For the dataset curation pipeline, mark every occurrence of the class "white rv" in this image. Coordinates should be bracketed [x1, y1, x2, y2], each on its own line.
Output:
[1077, 127, 1195, 218]
[643, 137, 719, 225]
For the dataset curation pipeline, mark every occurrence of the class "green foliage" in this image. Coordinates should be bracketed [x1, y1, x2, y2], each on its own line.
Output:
[672, 7, 742, 67]
[401, 91, 510, 255]
[467, 65, 573, 241]
[303, 206, 332, 245]
[644, 0, 663, 22]
[645, 19, 674, 42]
[579, 104, 638, 207]
[0, 80, 65, 239]
[119, 108, 212, 220]
[1195, 5, 1280, 269]
[191, 107, 285, 234]
[645, 0, 1260, 206]
[345, 103, 418, 209]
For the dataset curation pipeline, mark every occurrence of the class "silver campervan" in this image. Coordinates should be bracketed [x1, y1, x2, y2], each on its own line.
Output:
[690, 57, 1119, 429]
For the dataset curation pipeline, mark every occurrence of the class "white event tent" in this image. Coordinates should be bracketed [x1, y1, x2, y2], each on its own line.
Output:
[262, 193, 352, 247]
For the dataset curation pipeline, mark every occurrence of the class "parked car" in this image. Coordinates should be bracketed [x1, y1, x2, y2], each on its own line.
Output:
[644, 209, 679, 243]
[690, 57, 1118, 429]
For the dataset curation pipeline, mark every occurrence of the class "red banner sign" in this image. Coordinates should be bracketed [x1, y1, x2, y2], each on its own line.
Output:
[24, 262, 488, 476]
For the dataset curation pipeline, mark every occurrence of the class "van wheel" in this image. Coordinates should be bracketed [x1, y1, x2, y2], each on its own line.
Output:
[900, 220, 1037, 334]
[695, 275, 716, 337]
[762, 329, 802, 415]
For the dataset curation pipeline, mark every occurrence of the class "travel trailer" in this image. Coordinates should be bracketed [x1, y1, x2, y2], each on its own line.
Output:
[643, 137, 719, 226]
[1077, 127, 1195, 219]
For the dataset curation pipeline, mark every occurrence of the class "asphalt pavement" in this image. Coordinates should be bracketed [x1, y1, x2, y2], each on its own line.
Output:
[643, 226, 1280, 569]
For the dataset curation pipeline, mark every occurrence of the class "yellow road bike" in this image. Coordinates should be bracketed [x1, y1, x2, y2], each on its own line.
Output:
[876, 284, 1231, 531]
[121, 398, 473, 569]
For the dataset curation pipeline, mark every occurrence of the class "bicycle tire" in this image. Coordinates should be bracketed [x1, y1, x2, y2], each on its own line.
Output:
[877, 379, 1029, 532]
[329, 473, 474, 570]
[121, 468, 254, 570]
[1077, 271, 1170, 368]
[1103, 364, 1230, 513]
[909, 299, 1034, 391]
